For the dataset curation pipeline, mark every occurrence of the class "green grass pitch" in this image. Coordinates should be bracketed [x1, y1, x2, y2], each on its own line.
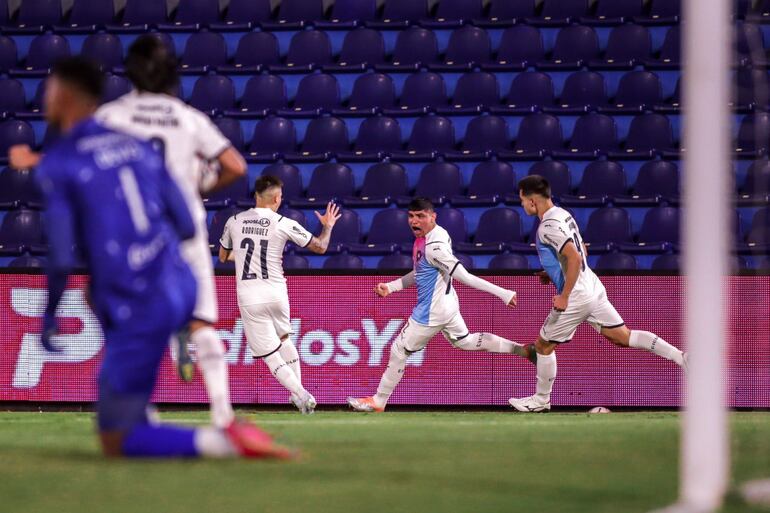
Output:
[1, 410, 769, 513]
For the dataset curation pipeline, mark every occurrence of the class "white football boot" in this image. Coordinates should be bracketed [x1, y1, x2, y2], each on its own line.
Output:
[508, 395, 551, 413]
[292, 390, 317, 415]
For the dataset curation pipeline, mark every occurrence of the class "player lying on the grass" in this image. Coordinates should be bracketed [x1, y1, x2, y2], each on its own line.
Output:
[219, 176, 341, 414]
[10, 35, 246, 431]
[37, 57, 289, 458]
[509, 175, 687, 413]
[348, 198, 525, 413]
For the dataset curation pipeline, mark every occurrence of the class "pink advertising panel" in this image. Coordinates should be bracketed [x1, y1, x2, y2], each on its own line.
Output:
[1, 274, 768, 407]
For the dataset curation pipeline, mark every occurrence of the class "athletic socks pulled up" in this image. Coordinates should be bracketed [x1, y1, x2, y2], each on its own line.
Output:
[629, 330, 685, 367]
[535, 352, 557, 403]
[191, 327, 235, 429]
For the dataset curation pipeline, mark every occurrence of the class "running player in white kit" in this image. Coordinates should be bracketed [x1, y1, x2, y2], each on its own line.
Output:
[348, 198, 524, 413]
[9, 36, 244, 428]
[218, 175, 341, 414]
[510, 175, 687, 412]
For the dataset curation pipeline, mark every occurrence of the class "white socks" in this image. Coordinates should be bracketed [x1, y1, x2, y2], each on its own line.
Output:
[629, 330, 685, 367]
[278, 340, 302, 382]
[264, 351, 306, 397]
[192, 327, 235, 428]
[374, 340, 409, 408]
[453, 333, 523, 354]
[535, 352, 557, 402]
[194, 427, 237, 458]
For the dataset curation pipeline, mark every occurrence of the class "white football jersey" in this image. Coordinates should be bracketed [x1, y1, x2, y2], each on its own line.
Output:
[220, 208, 313, 306]
[536, 206, 604, 305]
[95, 91, 231, 227]
[411, 225, 461, 326]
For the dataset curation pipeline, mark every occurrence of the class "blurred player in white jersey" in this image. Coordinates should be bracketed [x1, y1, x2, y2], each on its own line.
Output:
[9, 35, 244, 428]
[510, 175, 687, 413]
[219, 176, 341, 414]
[348, 198, 523, 413]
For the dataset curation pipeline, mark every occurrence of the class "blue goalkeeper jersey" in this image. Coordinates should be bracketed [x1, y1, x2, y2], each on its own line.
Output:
[36, 118, 196, 329]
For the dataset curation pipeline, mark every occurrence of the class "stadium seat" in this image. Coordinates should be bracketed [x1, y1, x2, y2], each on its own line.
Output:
[377, 253, 413, 270]
[18, 35, 70, 73]
[328, 28, 385, 70]
[214, 117, 245, 150]
[120, 0, 169, 26]
[428, 0, 483, 26]
[583, 207, 632, 245]
[509, 113, 563, 158]
[412, 162, 463, 205]
[486, 25, 544, 70]
[453, 161, 516, 206]
[612, 113, 675, 157]
[67, 0, 115, 27]
[735, 68, 769, 110]
[283, 254, 309, 270]
[637, 0, 680, 23]
[273, 0, 324, 25]
[170, 0, 221, 27]
[604, 71, 663, 113]
[0, 209, 44, 253]
[7, 254, 46, 268]
[321, 0, 377, 27]
[280, 208, 307, 228]
[260, 163, 303, 201]
[345, 162, 408, 206]
[585, 0, 643, 24]
[735, 22, 765, 66]
[560, 113, 618, 157]
[644, 25, 680, 68]
[458, 208, 522, 253]
[353, 209, 415, 254]
[296, 117, 349, 160]
[592, 24, 651, 69]
[190, 75, 235, 113]
[101, 74, 131, 104]
[203, 175, 249, 209]
[180, 32, 227, 73]
[0, 36, 17, 72]
[0, 167, 42, 209]
[527, 160, 571, 197]
[340, 73, 396, 113]
[374, 0, 428, 26]
[436, 25, 492, 70]
[488, 253, 529, 269]
[217, 0, 272, 29]
[326, 209, 361, 248]
[233, 74, 287, 115]
[596, 252, 637, 270]
[399, 115, 455, 159]
[80, 33, 123, 71]
[0, 120, 34, 155]
[0, 0, 8, 25]
[0, 79, 25, 114]
[742, 160, 770, 198]
[16, 0, 62, 28]
[534, 0, 589, 25]
[248, 117, 297, 160]
[540, 25, 599, 69]
[381, 27, 439, 69]
[285, 73, 340, 115]
[207, 207, 240, 248]
[495, 71, 555, 113]
[278, 30, 332, 71]
[482, 0, 535, 25]
[291, 163, 354, 208]
[747, 208, 770, 245]
[436, 208, 468, 243]
[221, 32, 280, 73]
[454, 115, 510, 158]
[628, 160, 680, 201]
[552, 71, 607, 112]
[323, 253, 363, 269]
[389, 71, 447, 114]
[443, 72, 499, 114]
[576, 161, 627, 199]
[345, 116, 402, 159]
[626, 207, 680, 251]
[736, 113, 770, 155]
[651, 253, 680, 270]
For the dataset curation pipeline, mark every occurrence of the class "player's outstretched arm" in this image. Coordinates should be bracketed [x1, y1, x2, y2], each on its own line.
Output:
[207, 147, 247, 192]
[376, 271, 416, 297]
[306, 201, 341, 254]
[218, 246, 231, 263]
[553, 241, 582, 311]
[452, 264, 517, 307]
[9, 145, 42, 169]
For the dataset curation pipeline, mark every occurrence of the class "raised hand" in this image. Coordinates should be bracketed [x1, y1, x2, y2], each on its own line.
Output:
[314, 201, 342, 228]
[9, 144, 41, 170]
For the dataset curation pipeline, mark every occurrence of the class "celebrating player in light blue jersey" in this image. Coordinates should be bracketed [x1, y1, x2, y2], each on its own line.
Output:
[510, 175, 687, 413]
[36, 57, 289, 458]
[348, 198, 523, 413]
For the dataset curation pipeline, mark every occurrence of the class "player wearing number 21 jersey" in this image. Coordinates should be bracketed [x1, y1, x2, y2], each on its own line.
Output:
[508, 175, 687, 413]
[219, 175, 341, 414]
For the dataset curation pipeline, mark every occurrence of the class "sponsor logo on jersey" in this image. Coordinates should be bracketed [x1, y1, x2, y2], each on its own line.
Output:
[243, 218, 271, 227]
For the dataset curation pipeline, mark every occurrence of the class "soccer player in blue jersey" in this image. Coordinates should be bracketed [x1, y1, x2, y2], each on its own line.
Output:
[36, 57, 289, 458]
[509, 175, 687, 412]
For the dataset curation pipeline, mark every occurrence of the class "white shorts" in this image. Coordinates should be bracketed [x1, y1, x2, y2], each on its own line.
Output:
[240, 300, 293, 358]
[539, 289, 625, 344]
[180, 229, 218, 324]
[398, 312, 470, 353]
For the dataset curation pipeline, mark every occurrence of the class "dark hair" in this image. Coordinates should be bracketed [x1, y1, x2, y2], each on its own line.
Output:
[51, 57, 104, 101]
[254, 175, 284, 196]
[407, 197, 434, 212]
[518, 175, 552, 198]
[125, 35, 179, 94]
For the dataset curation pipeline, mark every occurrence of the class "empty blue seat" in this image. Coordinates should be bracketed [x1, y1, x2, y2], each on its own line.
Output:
[436, 208, 468, 243]
[607, 71, 662, 112]
[446, 72, 499, 113]
[736, 113, 770, 154]
[221, 0, 272, 27]
[237, 75, 287, 113]
[489, 25, 545, 69]
[0, 120, 34, 154]
[208, 207, 240, 247]
[0, 0, 7, 25]
[488, 253, 529, 269]
[596, 252, 637, 270]
[415, 162, 463, 202]
[283, 254, 309, 270]
[327, 0, 377, 23]
[354, 162, 408, 202]
[203, 175, 249, 208]
[17, 0, 61, 27]
[226, 32, 280, 71]
[564, 113, 617, 156]
[457, 115, 510, 156]
[747, 208, 770, 245]
[617, 113, 675, 155]
[512, 113, 563, 156]
[280, 208, 307, 227]
[557, 71, 607, 111]
[350, 116, 402, 157]
[0, 209, 44, 251]
[81, 33, 123, 71]
[214, 117, 244, 150]
[433, 0, 483, 23]
[8, 255, 46, 268]
[292, 163, 354, 207]
[248, 117, 297, 158]
[327, 209, 361, 246]
[528, 160, 571, 197]
[589, 0, 643, 22]
[594, 24, 651, 68]
[101, 74, 132, 104]
[487, 0, 535, 21]
[261, 163, 303, 200]
[362, 209, 414, 251]
[0, 167, 42, 208]
[380, 0, 428, 23]
[22, 35, 70, 71]
[544, 25, 599, 67]
[332, 28, 386, 69]
[121, 0, 168, 25]
[458, 161, 516, 204]
[180, 32, 227, 71]
[474, 208, 523, 245]
[345, 73, 396, 112]
[645, 25, 679, 68]
[498, 71, 555, 112]
[651, 254, 679, 271]
[0, 79, 25, 113]
[576, 161, 626, 197]
[298, 117, 349, 158]
[277, 0, 324, 23]
[439, 25, 492, 68]
[393, 72, 447, 113]
[173, 0, 220, 25]
[742, 160, 770, 197]
[323, 253, 363, 269]
[638, 207, 680, 244]
[282, 30, 332, 70]
[386, 27, 439, 68]
[289, 73, 340, 114]
[540, 0, 588, 21]
[377, 253, 413, 270]
[583, 207, 632, 244]
[632, 160, 680, 199]
[640, 0, 680, 23]
[735, 68, 769, 109]
[402, 116, 455, 157]
[0, 36, 17, 72]
[68, 0, 115, 26]
[190, 75, 235, 112]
